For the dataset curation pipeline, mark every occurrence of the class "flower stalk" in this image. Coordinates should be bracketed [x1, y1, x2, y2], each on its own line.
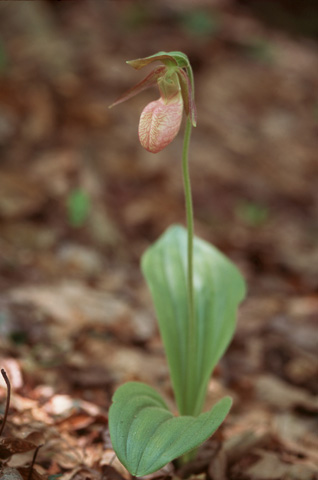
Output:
[109, 51, 198, 415]
[182, 117, 196, 416]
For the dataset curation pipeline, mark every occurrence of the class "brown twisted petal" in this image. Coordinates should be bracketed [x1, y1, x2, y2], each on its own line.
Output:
[109, 66, 167, 109]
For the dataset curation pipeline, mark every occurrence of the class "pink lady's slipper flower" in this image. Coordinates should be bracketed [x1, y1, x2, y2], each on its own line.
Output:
[109, 51, 196, 153]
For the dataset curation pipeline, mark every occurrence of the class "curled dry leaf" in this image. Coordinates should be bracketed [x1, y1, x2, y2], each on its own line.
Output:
[56, 413, 97, 432]
[0, 437, 37, 460]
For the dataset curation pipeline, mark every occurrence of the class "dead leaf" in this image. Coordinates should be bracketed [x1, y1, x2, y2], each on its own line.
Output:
[0, 437, 37, 460]
[63, 365, 112, 390]
[57, 467, 99, 480]
[245, 449, 317, 480]
[56, 413, 96, 432]
[224, 429, 271, 465]
[101, 465, 127, 480]
[16, 466, 46, 480]
[208, 448, 227, 480]
[255, 375, 318, 413]
[0, 171, 45, 219]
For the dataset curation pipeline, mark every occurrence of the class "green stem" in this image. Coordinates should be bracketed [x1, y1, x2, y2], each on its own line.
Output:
[182, 117, 196, 416]
[178, 117, 198, 465]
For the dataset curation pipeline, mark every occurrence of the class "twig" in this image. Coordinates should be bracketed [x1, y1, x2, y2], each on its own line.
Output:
[27, 445, 43, 480]
[0, 368, 11, 436]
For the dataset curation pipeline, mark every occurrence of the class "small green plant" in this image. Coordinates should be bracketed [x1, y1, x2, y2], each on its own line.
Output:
[108, 51, 246, 476]
[67, 188, 91, 228]
[236, 200, 269, 227]
[244, 38, 275, 64]
[181, 9, 220, 38]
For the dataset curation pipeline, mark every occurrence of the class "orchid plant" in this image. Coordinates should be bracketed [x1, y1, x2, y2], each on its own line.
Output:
[108, 52, 246, 477]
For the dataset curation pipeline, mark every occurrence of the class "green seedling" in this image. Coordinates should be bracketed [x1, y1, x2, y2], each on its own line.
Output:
[236, 200, 269, 227]
[245, 38, 275, 64]
[67, 188, 91, 228]
[181, 9, 220, 38]
[108, 51, 246, 476]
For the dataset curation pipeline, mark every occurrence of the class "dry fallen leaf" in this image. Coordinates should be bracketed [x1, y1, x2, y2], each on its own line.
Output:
[101, 465, 127, 480]
[16, 466, 46, 480]
[255, 375, 318, 413]
[208, 448, 227, 480]
[0, 437, 37, 460]
[245, 449, 317, 480]
[0, 171, 45, 219]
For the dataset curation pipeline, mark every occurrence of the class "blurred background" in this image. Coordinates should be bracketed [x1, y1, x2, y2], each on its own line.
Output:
[0, 1, 317, 478]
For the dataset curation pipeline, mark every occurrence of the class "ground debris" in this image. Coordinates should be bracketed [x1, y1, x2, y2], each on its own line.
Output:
[0, 1, 317, 479]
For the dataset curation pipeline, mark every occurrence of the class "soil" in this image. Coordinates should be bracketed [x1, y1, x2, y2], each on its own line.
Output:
[0, 2, 317, 480]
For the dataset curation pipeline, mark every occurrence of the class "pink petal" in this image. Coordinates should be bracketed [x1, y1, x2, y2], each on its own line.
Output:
[138, 97, 183, 153]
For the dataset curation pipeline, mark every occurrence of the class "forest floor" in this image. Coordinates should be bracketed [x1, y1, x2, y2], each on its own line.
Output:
[0, 2, 317, 480]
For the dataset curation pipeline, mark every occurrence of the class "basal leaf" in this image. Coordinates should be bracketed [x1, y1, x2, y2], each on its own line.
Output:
[108, 382, 232, 477]
[142, 225, 246, 416]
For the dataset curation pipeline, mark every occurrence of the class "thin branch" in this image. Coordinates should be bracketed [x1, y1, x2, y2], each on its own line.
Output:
[0, 368, 11, 436]
[27, 445, 43, 480]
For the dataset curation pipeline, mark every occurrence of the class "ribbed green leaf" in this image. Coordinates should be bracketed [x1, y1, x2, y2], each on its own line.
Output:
[109, 382, 232, 477]
[142, 225, 246, 416]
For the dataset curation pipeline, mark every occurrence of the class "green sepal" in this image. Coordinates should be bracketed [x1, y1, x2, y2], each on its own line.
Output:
[109, 382, 232, 477]
[165, 51, 191, 68]
[177, 68, 197, 126]
[126, 51, 191, 70]
[127, 51, 178, 69]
